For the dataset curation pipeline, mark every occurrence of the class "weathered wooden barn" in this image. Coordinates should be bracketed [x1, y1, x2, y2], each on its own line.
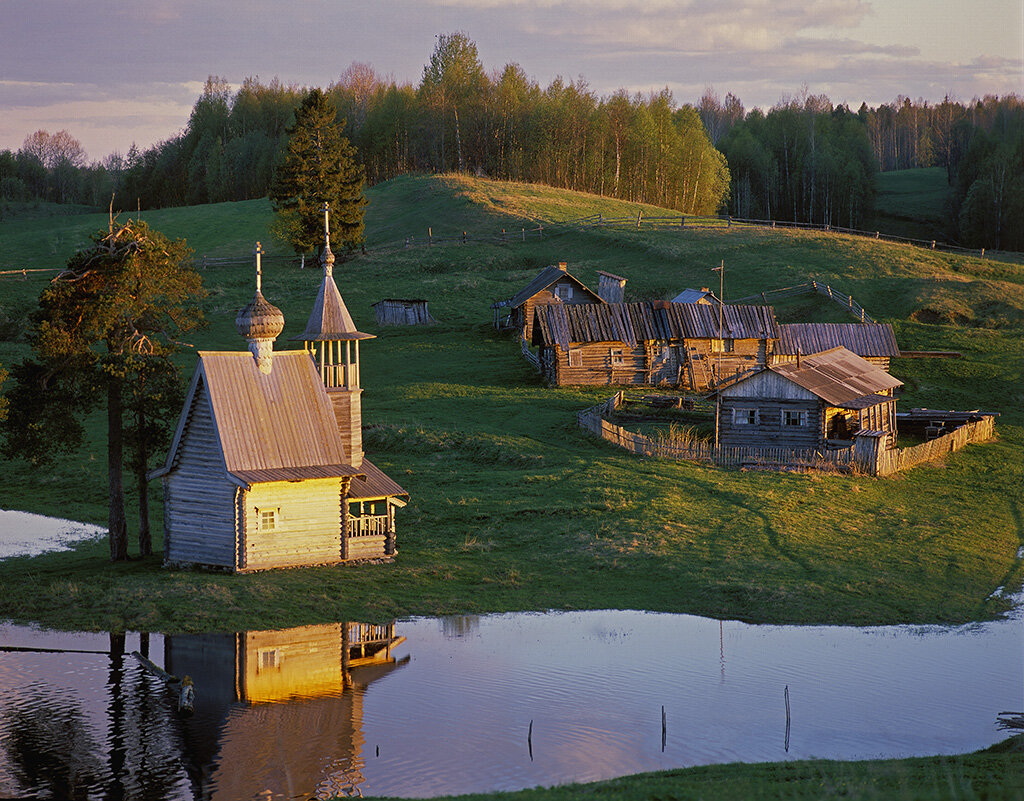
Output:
[492, 262, 605, 338]
[773, 322, 900, 369]
[372, 298, 437, 326]
[716, 347, 903, 449]
[155, 230, 407, 572]
[531, 300, 779, 391]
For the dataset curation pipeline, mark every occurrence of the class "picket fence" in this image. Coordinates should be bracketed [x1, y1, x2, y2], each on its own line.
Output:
[577, 391, 995, 476]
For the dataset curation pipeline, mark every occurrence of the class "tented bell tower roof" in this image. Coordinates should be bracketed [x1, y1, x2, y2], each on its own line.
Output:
[292, 204, 374, 343]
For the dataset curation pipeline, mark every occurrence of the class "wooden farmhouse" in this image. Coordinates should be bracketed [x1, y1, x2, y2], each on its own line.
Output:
[531, 300, 779, 391]
[774, 323, 900, 370]
[155, 228, 407, 572]
[492, 262, 606, 339]
[716, 347, 903, 449]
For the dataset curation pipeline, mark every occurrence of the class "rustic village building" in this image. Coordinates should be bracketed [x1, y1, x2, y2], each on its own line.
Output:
[596, 271, 628, 303]
[670, 287, 720, 305]
[531, 300, 779, 391]
[372, 298, 437, 326]
[716, 346, 903, 449]
[492, 262, 605, 338]
[156, 219, 407, 572]
[773, 322, 900, 370]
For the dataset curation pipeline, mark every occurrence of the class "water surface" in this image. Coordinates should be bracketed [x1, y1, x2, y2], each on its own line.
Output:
[0, 608, 1020, 799]
[0, 509, 105, 558]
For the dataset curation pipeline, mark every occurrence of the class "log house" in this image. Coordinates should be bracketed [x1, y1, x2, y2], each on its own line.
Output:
[491, 262, 606, 338]
[716, 347, 903, 449]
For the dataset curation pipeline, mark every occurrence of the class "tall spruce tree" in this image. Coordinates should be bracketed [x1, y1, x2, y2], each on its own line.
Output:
[2, 219, 204, 561]
[271, 88, 367, 257]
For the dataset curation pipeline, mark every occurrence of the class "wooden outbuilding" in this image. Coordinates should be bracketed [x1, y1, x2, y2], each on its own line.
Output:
[491, 262, 605, 338]
[531, 300, 778, 391]
[372, 298, 437, 326]
[773, 323, 900, 370]
[716, 347, 903, 449]
[671, 287, 720, 305]
[155, 218, 407, 572]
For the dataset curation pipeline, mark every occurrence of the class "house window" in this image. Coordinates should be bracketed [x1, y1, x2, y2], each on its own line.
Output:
[257, 648, 281, 672]
[349, 501, 362, 517]
[712, 338, 735, 353]
[568, 348, 583, 367]
[733, 408, 757, 425]
[783, 410, 806, 427]
[555, 284, 573, 301]
[259, 509, 277, 531]
[609, 348, 624, 366]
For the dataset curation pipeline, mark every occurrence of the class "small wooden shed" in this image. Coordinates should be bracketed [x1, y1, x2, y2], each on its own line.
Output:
[716, 347, 903, 448]
[372, 298, 437, 326]
[492, 262, 605, 338]
[671, 287, 720, 305]
[531, 300, 778, 391]
[773, 323, 900, 370]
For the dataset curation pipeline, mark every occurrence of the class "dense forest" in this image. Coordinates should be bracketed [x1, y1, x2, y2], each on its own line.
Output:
[1, 33, 1021, 250]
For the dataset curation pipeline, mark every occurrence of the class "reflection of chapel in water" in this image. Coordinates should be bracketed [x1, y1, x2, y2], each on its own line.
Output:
[166, 622, 407, 799]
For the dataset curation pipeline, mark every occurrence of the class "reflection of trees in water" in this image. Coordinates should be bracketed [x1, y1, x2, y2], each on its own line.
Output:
[441, 615, 479, 639]
[3, 689, 104, 799]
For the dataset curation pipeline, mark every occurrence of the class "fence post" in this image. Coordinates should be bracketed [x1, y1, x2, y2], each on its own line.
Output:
[462, 231, 467, 245]
[522, 227, 526, 242]
[428, 227, 433, 247]
[502, 229, 506, 243]
[637, 210, 643, 228]
[931, 240, 936, 249]
[981, 248, 985, 258]
[680, 215, 685, 228]
[728, 215, 732, 227]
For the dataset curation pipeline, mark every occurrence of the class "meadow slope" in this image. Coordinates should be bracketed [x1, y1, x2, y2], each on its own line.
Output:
[0, 174, 1022, 633]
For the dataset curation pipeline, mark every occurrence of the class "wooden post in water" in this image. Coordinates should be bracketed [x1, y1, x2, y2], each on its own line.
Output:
[528, 719, 534, 761]
[784, 685, 791, 752]
[661, 705, 667, 752]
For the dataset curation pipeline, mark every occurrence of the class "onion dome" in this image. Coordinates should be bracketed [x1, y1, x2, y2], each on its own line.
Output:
[235, 290, 285, 341]
[237, 242, 284, 373]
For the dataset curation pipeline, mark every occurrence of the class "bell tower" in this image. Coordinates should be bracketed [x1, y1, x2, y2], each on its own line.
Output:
[293, 204, 374, 467]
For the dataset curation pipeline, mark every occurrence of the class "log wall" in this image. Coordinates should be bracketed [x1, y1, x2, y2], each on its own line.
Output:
[163, 380, 238, 569]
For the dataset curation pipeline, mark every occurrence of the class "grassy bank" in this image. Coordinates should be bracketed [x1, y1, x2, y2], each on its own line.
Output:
[0, 175, 1022, 633]
[358, 743, 1024, 801]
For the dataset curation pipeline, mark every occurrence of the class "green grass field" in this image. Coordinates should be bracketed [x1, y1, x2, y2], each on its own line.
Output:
[0, 174, 1022, 633]
[2, 175, 1023, 800]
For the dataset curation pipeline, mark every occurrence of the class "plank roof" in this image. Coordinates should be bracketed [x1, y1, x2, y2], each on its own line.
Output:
[497, 264, 604, 309]
[292, 273, 374, 342]
[158, 351, 363, 488]
[531, 301, 779, 350]
[769, 347, 903, 407]
[350, 458, 408, 500]
[776, 323, 899, 358]
[671, 287, 720, 304]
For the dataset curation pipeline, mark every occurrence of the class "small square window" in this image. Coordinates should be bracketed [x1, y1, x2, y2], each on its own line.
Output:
[555, 284, 573, 301]
[783, 410, 805, 427]
[610, 348, 624, 366]
[568, 348, 583, 367]
[734, 408, 757, 425]
[260, 509, 276, 530]
[712, 338, 735, 353]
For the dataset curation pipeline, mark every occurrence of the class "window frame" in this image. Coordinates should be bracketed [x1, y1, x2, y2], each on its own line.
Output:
[733, 407, 758, 425]
[568, 348, 583, 368]
[783, 409, 807, 427]
[554, 284, 574, 301]
[609, 347, 624, 366]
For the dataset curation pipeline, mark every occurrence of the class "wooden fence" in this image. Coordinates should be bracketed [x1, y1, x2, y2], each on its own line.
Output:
[730, 280, 875, 323]
[871, 415, 996, 476]
[578, 392, 995, 475]
[577, 392, 857, 472]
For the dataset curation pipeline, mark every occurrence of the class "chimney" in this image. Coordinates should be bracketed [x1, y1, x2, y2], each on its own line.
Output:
[557, 262, 567, 271]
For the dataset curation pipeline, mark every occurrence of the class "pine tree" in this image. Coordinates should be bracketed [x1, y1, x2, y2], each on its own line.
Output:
[271, 89, 367, 256]
[1, 219, 204, 561]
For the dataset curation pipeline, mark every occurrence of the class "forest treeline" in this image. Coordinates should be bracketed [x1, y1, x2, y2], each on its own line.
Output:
[1, 34, 1021, 250]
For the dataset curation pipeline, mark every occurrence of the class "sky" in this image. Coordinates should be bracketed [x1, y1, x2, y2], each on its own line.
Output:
[1, 0, 1021, 162]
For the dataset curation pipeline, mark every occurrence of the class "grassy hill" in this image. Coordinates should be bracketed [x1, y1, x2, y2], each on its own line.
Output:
[0, 174, 1022, 635]
[868, 167, 954, 243]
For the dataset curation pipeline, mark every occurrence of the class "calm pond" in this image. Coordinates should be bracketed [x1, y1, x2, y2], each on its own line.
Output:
[0, 608, 1021, 799]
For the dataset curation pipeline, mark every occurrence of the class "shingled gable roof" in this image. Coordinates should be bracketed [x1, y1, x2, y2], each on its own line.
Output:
[495, 264, 605, 310]
[292, 272, 375, 342]
[154, 351, 363, 489]
[532, 301, 779, 350]
[768, 346, 903, 407]
[776, 322, 899, 358]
